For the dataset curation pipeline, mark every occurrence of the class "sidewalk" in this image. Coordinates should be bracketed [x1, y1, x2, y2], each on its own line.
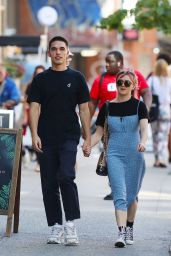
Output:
[0, 147, 171, 256]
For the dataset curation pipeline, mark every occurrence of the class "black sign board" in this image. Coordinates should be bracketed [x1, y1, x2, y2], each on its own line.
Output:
[0, 129, 22, 237]
[0, 36, 40, 47]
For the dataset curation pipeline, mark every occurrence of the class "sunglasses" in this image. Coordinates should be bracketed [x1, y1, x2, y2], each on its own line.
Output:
[116, 79, 132, 87]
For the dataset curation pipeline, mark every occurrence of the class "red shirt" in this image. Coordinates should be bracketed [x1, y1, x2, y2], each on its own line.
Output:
[90, 70, 149, 109]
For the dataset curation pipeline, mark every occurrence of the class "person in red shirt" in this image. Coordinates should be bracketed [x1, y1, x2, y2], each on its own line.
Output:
[89, 50, 152, 200]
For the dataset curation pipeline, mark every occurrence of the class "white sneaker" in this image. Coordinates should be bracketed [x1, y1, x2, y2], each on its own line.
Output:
[126, 226, 134, 245]
[64, 222, 79, 246]
[47, 223, 63, 244]
[115, 228, 126, 248]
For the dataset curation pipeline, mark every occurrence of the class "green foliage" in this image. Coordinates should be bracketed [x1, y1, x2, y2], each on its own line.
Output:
[98, 9, 127, 32]
[0, 181, 11, 210]
[98, 0, 171, 34]
[0, 135, 15, 160]
[134, 0, 171, 34]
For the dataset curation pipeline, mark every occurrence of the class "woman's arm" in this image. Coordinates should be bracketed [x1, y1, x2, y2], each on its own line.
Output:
[138, 118, 148, 152]
[91, 125, 104, 147]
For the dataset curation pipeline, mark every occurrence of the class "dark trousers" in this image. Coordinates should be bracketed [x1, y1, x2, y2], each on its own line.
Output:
[39, 140, 80, 226]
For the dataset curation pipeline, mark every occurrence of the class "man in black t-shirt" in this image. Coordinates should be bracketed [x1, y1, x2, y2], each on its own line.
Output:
[28, 36, 91, 246]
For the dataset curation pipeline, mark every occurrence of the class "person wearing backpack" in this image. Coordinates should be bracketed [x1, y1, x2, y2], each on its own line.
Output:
[89, 50, 152, 200]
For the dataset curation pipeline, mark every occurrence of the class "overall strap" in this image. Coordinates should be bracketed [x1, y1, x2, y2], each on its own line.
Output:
[103, 101, 109, 152]
[137, 100, 141, 115]
[105, 100, 109, 116]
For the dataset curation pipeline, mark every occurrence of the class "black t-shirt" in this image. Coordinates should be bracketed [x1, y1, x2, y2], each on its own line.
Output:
[96, 97, 148, 127]
[27, 67, 90, 145]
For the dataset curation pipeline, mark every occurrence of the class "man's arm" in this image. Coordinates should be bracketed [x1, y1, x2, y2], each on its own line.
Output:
[141, 88, 152, 111]
[88, 98, 99, 119]
[79, 102, 91, 156]
[29, 102, 42, 153]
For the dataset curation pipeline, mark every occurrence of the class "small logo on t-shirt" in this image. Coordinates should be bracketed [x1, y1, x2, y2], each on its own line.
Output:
[107, 83, 116, 92]
[67, 83, 71, 88]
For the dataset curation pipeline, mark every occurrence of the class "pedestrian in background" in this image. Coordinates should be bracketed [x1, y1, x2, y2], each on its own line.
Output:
[89, 51, 151, 200]
[147, 59, 171, 167]
[28, 36, 91, 246]
[0, 64, 20, 109]
[91, 70, 148, 247]
[23, 65, 45, 171]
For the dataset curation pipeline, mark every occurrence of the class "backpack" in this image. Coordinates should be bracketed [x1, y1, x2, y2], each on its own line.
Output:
[99, 72, 106, 87]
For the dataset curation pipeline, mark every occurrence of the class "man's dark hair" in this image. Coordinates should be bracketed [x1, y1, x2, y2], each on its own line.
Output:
[107, 51, 124, 65]
[48, 36, 69, 49]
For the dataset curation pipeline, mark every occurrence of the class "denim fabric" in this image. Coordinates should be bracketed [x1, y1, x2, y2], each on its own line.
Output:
[106, 112, 145, 211]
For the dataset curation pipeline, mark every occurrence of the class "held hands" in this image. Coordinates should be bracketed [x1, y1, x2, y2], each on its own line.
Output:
[137, 143, 146, 152]
[82, 140, 91, 157]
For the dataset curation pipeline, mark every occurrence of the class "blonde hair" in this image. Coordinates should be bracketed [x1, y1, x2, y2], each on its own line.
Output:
[116, 69, 138, 88]
[154, 59, 169, 77]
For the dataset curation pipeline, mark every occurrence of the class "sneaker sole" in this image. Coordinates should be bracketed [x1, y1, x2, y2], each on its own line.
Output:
[47, 236, 64, 244]
[126, 240, 134, 245]
[64, 239, 79, 246]
[47, 240, 62, 244]
[115, 241, 126, 248]
[64, 242, 79, 246]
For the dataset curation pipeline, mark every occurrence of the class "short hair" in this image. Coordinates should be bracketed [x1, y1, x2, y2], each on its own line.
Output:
[48, 36, 69, 49]
[107, 51, 124, 65]
[116, 69, 138, 87]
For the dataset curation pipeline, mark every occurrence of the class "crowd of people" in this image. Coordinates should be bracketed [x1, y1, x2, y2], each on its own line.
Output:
[1, 35, 171, 248]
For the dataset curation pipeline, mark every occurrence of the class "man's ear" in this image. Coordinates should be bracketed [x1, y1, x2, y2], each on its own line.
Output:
[118, 62, 121, 67]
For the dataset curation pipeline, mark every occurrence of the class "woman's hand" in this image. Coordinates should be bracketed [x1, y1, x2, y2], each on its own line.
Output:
[137, 143, 146, 152]
[82, 140, 91, 157]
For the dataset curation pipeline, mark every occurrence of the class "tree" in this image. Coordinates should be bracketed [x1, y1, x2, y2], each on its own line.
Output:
[98, 0, 171, 34]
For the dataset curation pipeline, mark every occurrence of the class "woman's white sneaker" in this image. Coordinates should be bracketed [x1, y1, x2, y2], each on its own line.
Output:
[47, 223, 63, 244]
[126, 226, 134, 245]
[115, 228, 126, 248]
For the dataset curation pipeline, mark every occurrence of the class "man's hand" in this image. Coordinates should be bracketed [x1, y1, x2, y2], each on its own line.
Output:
[32, 134, 43, 153]
[82, 140, 91, 157]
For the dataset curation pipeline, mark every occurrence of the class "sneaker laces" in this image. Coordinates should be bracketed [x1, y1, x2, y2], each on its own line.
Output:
[118, 228, 126, 240]
[126, 227, 133, 240]
[64, 225, 76, 238]
[51, 224, 63, 236]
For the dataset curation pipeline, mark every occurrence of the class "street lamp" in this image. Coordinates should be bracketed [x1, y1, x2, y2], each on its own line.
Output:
[37, 6, 58, 64]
